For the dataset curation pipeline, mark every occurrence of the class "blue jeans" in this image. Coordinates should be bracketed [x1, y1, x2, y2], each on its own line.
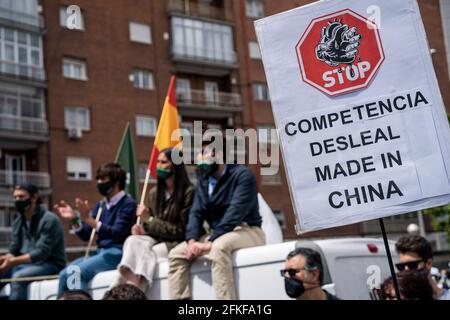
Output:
[0, 262, 61, 300]
[58, 247, 122, 295]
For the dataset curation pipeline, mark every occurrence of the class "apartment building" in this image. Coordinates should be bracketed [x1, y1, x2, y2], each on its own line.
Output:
[0, 0, 49, 249]
[0, 0, 444, 254]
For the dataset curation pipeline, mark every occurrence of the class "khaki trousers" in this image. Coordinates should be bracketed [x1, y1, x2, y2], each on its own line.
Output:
[168, 224, 265, 300]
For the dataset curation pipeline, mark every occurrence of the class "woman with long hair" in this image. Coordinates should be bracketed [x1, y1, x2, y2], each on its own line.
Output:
[112, 148, 194, 292]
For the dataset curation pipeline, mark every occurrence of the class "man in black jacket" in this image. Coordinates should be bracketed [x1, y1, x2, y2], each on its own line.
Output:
[168, 138, 265, 300]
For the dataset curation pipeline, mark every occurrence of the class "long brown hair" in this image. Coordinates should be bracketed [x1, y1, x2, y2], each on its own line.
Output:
[156, 148, 192, 224]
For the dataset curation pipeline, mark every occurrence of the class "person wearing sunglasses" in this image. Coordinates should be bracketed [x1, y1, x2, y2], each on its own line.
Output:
[281, 247, 339, 300]
[395, 235, 450, 300]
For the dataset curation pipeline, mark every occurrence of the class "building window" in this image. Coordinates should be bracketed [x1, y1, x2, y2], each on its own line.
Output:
[67, 157, 91, 180]
[62, 58, 87, 80]
[253, 83, 270, 101]
[249, 41, 262, 59]
[0, 27, 44, 80]
[171, 17, 235, 64]
[59, 6, 84, 30]
[64, 107, 90, 130]
[132, 69, 154, 90]
[176, 78, 192, 101]
[136, 115, 157, 137]
[0, 90, 44, 119]
[129, 22, 152, 44]
[205, 81, 219, 104]
[246, 0, 264, 18]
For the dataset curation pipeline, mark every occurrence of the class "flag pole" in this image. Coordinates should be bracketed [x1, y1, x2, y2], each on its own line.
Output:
[84, 203, 104, 260]
[379, 218, 401, 300]
[136, 169, 151, 225]
[137, 75, 179, 225]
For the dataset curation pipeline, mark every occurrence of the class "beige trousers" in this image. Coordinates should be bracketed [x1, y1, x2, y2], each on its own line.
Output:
[168, 224, 265, 300]
[111, 235, 168, 292]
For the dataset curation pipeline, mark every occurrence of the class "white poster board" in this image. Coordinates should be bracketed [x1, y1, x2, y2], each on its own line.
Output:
[255, 0, 450, 232]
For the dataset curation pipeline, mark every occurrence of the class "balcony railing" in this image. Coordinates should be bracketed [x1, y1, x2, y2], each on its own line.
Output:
[176, 89, 242, 110]
[0, 170, 51, 189]
[172, 45, 237, 66]
[0, 6, 43, 28]
[0, 60, 46, 82]
[0, 114, 48, 137]
[168, 0, 226, 21]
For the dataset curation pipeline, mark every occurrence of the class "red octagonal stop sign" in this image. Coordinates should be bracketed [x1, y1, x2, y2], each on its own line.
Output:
[296, 9, 385, 96]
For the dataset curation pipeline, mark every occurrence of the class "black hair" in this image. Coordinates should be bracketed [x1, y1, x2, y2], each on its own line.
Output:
[57, 290, 93, 300]
[14, 183, 42, 205]
[102, 284, 147, 300]
[395, 235, 433, 261]
[287, 247, 324, 285]
[96, 163, 127, 190]
[156, 148, 192, 224]
[381, 269, 433, 300]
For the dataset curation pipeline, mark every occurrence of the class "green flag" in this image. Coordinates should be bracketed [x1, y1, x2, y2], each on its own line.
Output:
[115, 122, 138, 200]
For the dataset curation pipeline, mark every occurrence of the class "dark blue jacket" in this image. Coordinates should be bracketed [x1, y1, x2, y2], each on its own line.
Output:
[76, 194, 136, 249]
[186, 164, 262, 242]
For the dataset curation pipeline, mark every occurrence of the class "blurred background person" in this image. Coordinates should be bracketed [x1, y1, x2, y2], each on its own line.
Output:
[0, 184, 66, 300]
[381, 269, 433, 300]
[395, 235, 450, 300]
[103, 284, 147, 300]
[281, 247, 339, 300]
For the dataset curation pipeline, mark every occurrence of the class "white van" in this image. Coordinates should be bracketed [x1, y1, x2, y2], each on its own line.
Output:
[0, 237, 398, 300]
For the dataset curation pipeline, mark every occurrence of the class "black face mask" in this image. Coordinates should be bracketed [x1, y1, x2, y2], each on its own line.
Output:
[284, 277, 306, 299]
[15, 198, 32, 214]
[97, 181, 114, 196]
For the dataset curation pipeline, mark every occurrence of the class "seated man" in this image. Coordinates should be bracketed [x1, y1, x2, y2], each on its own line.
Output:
[0, 184, 66, 300]
[168, 137, 265, 300]
[281, 247, 339, 300]
[55, 163, 136, 294]
[395, 235, 450, 300]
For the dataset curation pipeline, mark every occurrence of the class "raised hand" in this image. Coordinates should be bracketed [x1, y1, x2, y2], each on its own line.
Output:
[316, 21, 361, 67]
[75, 198, 91, 220]
[54, 201, 75, 220]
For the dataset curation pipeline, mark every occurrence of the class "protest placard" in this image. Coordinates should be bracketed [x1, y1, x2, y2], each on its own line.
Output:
[255, 0, 450, 232]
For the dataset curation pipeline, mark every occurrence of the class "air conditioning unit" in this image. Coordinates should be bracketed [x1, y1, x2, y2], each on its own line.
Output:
[67, 127, 83, 140]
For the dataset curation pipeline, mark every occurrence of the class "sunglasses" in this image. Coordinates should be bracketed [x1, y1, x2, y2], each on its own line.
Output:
[280, 267, 313, 277]
[395, 260, 423, 271]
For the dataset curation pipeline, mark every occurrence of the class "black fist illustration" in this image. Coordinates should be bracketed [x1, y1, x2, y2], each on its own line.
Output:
[315, 20, 362, 67]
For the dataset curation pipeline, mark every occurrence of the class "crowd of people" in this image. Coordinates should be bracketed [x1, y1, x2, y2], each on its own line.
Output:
[0, 139, 449, 301]
[0, 139, 265, 300]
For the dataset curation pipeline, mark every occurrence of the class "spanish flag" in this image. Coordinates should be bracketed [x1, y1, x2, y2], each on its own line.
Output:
[148, 75, 180, 178]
